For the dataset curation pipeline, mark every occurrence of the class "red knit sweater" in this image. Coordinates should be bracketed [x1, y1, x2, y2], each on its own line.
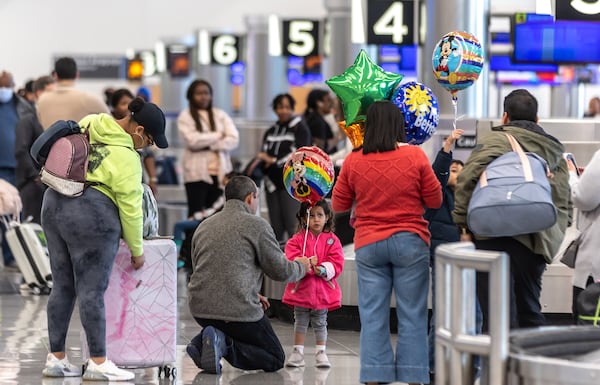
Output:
[332, 145, 442, 249]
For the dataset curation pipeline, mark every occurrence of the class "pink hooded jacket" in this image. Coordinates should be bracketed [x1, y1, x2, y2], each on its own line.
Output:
[282, 230, 344, 311]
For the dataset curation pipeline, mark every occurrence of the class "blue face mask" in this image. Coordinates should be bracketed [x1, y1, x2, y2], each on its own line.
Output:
[0, 87, 13, 103]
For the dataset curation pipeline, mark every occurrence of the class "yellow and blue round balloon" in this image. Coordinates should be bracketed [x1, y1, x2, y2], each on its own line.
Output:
[391, 82, 440, 145]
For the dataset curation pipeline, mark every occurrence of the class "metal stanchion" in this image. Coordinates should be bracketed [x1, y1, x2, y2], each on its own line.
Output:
[435, 242, 509, 385]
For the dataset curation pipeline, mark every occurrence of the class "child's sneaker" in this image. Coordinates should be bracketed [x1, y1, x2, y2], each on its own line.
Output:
[315, 350, 331, 368]
[42, 353, 81, 377]
[82, 359, 135, 381]
[286, 347, 305, 367]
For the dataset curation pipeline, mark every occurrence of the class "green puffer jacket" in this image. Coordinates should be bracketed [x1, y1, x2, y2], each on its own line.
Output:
[452, 120, 572, 263]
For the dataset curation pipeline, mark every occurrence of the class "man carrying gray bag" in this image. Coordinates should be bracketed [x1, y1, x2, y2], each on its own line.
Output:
[452, 89, 572, 331]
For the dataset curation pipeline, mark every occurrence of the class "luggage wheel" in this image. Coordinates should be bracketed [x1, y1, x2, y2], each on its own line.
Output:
[158, 365, 175, 378]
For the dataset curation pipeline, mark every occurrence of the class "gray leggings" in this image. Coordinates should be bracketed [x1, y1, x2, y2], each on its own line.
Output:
[42, 188, 121, 357]
[293, 306, 328, 343]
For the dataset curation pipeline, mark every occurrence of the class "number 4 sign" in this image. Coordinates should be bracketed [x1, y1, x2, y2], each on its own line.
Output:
[367, 0, 416, 45]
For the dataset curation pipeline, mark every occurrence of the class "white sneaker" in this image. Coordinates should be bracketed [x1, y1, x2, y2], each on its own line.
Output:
[82, 359, 135, 381]
[42, 353, 81, 377]
[315, 350, 331, 368]
[286, 348, 305, 367]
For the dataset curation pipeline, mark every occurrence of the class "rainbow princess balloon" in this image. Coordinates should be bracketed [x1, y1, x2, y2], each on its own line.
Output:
[283, 146, 335, 206]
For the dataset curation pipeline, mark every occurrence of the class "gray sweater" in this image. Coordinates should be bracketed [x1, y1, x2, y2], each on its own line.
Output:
[188, 199, 306, 322]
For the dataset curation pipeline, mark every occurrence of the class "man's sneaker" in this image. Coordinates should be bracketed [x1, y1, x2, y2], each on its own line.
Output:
[200, 326, 228, 374]
[82, 359, 135, 381]
[185, 342, 202, 368]
[315, 350, 331, 368]
[286, 348, 305, 367]
[42, 353, 81, 377]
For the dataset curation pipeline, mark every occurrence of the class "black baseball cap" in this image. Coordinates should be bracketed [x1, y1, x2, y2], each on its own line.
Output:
[129, 98, 168, 148]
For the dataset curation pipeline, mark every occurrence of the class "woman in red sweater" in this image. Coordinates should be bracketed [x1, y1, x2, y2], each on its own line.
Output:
[332, 101, 442, 385]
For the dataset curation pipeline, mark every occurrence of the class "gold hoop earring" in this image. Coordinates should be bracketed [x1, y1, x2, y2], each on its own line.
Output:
[132, 132, 144, 148]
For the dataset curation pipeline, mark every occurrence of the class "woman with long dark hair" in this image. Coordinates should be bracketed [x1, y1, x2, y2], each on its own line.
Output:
[177, 79, 239, 218]
[332, 101, 441, 385]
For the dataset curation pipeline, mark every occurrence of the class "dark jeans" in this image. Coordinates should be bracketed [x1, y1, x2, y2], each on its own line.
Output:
[42, 188, 121, 356]
[19, 178, 46, 224]
[572, 276, 595, 323]
[194, 315, 285, 372]
[265, 188, 300, 243]
[475, 237, 546, 331]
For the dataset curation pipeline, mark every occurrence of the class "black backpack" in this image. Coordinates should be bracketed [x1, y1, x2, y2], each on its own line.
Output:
[577, 282, 600, 326]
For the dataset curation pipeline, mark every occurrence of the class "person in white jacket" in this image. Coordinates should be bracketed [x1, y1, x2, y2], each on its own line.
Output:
[177, 79, 239, 218]
[567, 151, 600, 321]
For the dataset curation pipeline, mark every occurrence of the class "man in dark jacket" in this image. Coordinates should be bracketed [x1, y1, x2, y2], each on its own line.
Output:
[425, 129, 482, 381]
[453, 89, 572, 330]
[0, 70, 34, 267]
[15, 76, 55, 224]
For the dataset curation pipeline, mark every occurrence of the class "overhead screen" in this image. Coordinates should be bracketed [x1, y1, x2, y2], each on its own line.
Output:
[489, 55, 558, 73]
[513, 18, 600, 64]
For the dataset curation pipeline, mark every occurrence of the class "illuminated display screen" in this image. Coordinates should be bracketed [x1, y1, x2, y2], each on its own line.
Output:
[513, 20, 600, 64]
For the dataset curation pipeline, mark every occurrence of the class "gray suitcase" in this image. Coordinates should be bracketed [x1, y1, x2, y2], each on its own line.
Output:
[5, 221, 52, 294]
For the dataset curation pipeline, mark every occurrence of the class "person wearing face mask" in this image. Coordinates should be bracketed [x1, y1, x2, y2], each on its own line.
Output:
[0, 70, 34, 269]
[41, 97, 168, 381]
[110, 88, 158, 196]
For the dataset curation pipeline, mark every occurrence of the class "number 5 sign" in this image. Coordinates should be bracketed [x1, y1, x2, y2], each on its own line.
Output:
[282, 19, 321, 57]
[367, 0, 416, 45]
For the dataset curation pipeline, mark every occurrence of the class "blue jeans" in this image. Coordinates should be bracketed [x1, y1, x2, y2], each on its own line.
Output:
[173, 219, 200, 242]
[355, 231, 430, 384]
[0, 168, 16, 266]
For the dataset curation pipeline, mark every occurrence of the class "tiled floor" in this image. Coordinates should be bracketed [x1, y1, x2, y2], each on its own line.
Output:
[0, 269, 369, 385]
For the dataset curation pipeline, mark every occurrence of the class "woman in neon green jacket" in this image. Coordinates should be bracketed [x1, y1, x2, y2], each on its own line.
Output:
[41, 98, 168, 381]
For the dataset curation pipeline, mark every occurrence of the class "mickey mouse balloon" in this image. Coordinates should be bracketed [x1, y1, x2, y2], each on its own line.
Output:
[432, 31, 484, 98]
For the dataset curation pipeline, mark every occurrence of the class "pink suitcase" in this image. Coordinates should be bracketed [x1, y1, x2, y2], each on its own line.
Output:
[82, 238, 177, 377]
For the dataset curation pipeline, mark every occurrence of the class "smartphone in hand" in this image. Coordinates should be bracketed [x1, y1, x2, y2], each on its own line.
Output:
[563, 152, 580, 176]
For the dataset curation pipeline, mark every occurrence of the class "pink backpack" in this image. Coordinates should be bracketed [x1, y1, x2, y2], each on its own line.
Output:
[40, 133, 90, 197]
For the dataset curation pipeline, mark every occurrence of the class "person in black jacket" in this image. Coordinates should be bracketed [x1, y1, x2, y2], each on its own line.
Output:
[255, 93, 311, 243]
[15, 76, 55, 224]
[424, 128, 481, 383]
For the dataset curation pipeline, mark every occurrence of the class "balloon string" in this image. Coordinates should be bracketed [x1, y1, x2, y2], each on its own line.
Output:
[301, 207, 310, 257]
[452, 95, 458, 131]
[293, 207, 311, 294]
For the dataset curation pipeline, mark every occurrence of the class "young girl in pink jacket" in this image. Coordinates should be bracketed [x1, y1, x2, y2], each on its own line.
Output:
[282, 199, 344, 368]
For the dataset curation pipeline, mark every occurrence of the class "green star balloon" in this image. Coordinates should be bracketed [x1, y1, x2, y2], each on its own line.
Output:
[326, 49, 403, 125]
